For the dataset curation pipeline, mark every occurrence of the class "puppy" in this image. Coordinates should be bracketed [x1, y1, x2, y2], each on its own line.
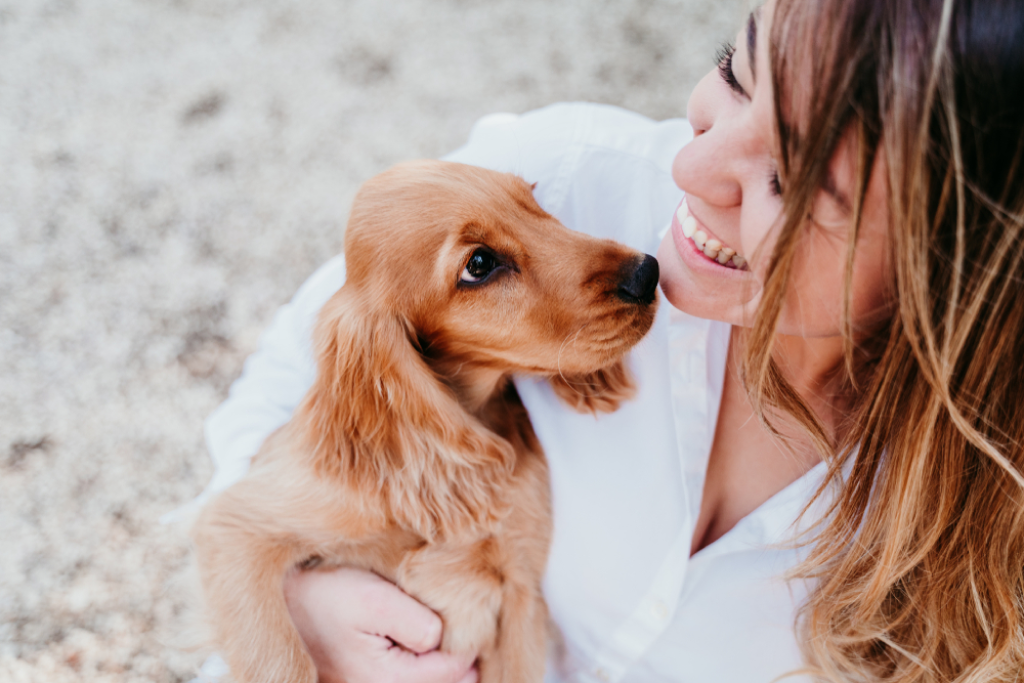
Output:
[191, 160, 659, 683]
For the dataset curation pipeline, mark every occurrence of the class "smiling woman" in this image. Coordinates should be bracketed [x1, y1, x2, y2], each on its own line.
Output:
[190, 0, 1024, 681]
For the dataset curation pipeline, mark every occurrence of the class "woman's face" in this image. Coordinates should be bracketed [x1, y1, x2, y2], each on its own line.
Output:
[656, 0, 892, 338]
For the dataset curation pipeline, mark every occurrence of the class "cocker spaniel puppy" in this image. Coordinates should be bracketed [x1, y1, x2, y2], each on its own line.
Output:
[192, 160, 660, 683]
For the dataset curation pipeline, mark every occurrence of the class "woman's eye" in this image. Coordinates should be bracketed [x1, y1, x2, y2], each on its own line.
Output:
[769, 169, 783, 197]
[460, 250, 500, 284]
[715, 42, 744, 96]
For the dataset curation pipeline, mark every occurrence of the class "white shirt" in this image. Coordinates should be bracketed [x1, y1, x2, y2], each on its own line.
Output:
[196, 103, 830, 683]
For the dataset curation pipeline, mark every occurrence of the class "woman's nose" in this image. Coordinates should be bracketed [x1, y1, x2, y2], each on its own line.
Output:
[686, 69, 718, 136]
[673, 71, 744, 208]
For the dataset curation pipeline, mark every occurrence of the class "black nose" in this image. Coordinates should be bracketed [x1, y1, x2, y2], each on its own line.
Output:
[616, 254, 659, 305]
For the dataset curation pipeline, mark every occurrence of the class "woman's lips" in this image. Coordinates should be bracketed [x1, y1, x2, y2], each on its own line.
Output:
[674, 200, 747, 270]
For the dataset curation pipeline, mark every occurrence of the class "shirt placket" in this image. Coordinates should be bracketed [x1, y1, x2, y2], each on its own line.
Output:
[572, 306, 717, 683]
[667, 306, 715, 543]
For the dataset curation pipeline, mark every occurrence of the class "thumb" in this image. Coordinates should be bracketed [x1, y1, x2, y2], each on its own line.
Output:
[355, 574, 444, 655]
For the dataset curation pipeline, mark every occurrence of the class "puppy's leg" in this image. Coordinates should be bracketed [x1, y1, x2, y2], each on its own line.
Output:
[192, 487, 318, 683]
[397, 540, 504, 659]
[398, 484, 552, 681]
[477, 583, 548, 683]
[191, 451, 377, 683]
[478, 446, 553, 683]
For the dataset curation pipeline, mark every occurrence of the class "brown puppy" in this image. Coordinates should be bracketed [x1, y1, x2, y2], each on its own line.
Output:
[191, 160, 659, 683]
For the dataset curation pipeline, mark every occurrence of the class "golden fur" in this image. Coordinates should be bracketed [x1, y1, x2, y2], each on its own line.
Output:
[191, 160, 658, 683]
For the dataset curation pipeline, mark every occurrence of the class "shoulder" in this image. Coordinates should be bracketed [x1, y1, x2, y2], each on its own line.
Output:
[447, 103, 692, 167]
[449, 102, 691, 156]
[446, 103, 692, 250]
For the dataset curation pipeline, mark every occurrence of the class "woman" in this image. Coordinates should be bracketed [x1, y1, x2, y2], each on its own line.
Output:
[196, 0, 1024, 680]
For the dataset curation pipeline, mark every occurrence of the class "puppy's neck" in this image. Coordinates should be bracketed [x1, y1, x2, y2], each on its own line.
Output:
[426, 356, 509, 415]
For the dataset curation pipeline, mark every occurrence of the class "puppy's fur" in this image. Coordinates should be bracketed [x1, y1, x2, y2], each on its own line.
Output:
[191, 161, 659, 683]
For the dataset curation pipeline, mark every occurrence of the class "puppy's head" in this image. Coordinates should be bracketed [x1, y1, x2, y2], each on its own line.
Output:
[298, 161, 658, 537]
[343, 160, 658, 405]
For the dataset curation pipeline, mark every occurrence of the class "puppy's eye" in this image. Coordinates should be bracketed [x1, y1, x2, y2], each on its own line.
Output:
[460, 250, 500, 284]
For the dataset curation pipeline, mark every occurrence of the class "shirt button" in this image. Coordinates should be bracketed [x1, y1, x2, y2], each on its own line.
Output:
[651, 600, 669, 620]
[594, 667, 611, 682]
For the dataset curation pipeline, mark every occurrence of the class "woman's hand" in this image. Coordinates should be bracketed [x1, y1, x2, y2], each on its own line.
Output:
[283, 566, 478, 683]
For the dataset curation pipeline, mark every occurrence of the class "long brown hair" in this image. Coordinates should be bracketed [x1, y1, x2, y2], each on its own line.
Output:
[743, 0, 1024, 680]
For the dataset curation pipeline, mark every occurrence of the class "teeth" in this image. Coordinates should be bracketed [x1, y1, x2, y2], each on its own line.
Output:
[682, 216, 697, 238]
[676, 202, 689, 223]
[678, 205, 747, 270]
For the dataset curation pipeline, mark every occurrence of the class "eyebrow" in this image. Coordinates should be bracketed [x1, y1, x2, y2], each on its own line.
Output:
[747, 9, 759, 85]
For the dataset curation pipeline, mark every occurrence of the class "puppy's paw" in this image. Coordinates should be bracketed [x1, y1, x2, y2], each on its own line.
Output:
[550, 361, 636, 414]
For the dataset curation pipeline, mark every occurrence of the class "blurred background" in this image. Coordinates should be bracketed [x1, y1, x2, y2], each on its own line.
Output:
[0, 0, 746, 680]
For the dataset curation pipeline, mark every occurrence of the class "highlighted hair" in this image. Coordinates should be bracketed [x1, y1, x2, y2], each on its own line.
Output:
[747, 0, 1024, 680]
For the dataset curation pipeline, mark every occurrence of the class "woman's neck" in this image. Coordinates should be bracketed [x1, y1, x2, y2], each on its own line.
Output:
[773, 332, 846, 405]
[731, 327, 848, 447]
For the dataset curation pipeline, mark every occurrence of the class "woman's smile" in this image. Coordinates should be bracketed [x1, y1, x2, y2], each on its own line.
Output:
[672, 198, 748, 270]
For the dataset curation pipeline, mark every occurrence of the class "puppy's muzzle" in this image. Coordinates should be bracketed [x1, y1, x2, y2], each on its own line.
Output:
[616, 254, 659, 306]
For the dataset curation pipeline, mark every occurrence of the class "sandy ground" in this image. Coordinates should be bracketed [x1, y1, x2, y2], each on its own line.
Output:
[0, 0, 747, 680]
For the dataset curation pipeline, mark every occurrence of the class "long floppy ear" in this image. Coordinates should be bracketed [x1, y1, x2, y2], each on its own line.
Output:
[549, 360, 636, 415]
[294, 285, 514, 539]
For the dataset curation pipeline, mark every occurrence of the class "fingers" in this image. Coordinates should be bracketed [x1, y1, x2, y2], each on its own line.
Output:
[284, 565, 479, 683]
[351, 571, 444, 654]
[382, 646, 477, 683]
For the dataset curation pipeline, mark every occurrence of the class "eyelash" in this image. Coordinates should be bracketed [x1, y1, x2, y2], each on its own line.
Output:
[715, 42, 744, 95]
[768, 168, 783, 197]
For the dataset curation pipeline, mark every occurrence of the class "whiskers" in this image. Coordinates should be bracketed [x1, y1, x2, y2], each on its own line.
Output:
[556, 323, 604, 397]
